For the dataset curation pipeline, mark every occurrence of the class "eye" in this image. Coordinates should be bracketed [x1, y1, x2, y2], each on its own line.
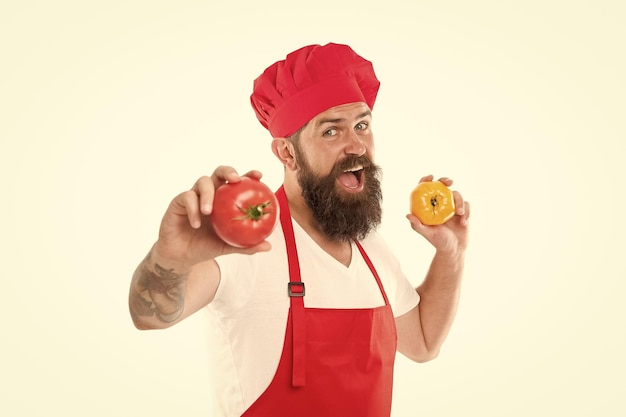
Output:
[322, 128, 338, 137]
[355, 121, 369, 131]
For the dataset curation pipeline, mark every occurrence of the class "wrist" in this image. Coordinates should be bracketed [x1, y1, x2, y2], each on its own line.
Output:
[434, 247, 466, 267]
[149, 242, 194, 274]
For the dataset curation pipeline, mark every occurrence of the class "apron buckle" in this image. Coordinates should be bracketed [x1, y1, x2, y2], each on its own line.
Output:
[287, 282, 305, 297]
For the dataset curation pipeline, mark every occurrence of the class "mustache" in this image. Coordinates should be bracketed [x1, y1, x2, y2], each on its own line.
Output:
[331, 154, 375, 176]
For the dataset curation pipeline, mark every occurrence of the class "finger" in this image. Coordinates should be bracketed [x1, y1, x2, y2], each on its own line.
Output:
[178, 190, 202, 229]
[437, 177, 453, 187]
[419, 174, 434, 183]
[211, 165, 241, 184]
[462, 201, 471, 225]
[452, 190, 465, 216]
[406, 213, 428, 233]
[224, 240, 272, 255]
[406, 213, 443, 246]
[192, 176, 217, 215]
[243, 169, 263, 180]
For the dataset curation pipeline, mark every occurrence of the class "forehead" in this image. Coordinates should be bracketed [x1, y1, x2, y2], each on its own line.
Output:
[310, 102, 371, 126]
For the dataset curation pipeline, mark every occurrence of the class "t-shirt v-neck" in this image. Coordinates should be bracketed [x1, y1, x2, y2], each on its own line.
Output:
[291, 220, 386, 309]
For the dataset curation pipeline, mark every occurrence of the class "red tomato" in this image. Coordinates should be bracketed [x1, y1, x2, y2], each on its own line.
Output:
[210, 177, 279, 248]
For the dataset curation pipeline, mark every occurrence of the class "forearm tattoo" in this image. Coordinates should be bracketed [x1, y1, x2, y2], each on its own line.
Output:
[130, 260, 188, 324]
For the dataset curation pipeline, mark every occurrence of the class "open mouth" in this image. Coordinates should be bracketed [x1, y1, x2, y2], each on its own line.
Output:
[337, 165, 365, 191]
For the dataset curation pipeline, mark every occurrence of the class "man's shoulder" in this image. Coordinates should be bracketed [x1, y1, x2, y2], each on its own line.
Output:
[359, 229, 389, 251]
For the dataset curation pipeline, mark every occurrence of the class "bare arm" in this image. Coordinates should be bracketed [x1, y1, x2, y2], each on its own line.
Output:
[128, 167, 271, 330]
[129, 249, 221, 330]
[396, 175, 470, 362]
[396, 250, 465, 361]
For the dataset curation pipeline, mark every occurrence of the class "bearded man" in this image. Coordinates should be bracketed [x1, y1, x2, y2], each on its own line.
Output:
[129, 43, 470, 417]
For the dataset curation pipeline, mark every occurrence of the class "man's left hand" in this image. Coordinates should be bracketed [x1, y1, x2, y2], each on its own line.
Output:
[406, 175, 470, 255]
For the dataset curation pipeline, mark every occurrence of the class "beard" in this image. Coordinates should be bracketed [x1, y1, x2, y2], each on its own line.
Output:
[295, 150, 383, 242]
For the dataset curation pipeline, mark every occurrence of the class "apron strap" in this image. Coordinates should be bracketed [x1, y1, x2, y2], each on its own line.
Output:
[355, 241, 391, 306]
[275, 186, 392, 387]
[276, 186, 307, 387]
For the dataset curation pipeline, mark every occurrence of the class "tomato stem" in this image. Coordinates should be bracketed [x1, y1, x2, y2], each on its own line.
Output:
[235, 201, 273, 221]
[430, 196, 439, 214]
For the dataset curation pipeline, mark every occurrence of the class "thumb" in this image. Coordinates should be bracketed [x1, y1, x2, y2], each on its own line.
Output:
[406, 214, 437, 240]
[223, 240, 273, 256]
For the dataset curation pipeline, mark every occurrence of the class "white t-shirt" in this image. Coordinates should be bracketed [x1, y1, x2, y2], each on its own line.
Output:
[207, 219, 420, 416]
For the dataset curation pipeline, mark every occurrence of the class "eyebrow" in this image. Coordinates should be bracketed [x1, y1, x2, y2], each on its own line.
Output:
[315, 110, 372, 128]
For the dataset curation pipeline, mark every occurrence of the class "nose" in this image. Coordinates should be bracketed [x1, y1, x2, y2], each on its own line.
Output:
[344, 130, 367, 156]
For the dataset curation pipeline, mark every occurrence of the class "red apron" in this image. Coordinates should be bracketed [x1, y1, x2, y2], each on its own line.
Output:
[241, 186, 397, 417]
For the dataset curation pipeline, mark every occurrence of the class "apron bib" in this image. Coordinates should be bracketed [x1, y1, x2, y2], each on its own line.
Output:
[242, 186, 397, 417]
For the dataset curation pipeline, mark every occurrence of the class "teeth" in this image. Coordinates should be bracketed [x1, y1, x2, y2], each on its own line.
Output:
[344, 165, 363, 173]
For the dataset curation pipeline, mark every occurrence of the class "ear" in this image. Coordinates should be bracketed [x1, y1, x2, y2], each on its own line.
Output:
[271, 138, 298, 171]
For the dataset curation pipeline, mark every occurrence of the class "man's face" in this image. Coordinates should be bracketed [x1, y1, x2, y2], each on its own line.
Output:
[291, 102, 382, 242]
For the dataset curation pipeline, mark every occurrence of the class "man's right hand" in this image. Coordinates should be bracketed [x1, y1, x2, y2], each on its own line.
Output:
[153, 166, 273, 270]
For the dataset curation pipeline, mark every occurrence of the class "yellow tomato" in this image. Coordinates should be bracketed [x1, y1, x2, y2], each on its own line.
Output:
[410, 181, 456, 225]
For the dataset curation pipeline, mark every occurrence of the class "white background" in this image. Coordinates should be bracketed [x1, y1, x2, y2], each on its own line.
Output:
[1, 1, 625, 415]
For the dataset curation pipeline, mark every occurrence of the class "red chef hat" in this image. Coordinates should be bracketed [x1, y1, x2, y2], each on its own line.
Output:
[250, 43, 380, 138]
